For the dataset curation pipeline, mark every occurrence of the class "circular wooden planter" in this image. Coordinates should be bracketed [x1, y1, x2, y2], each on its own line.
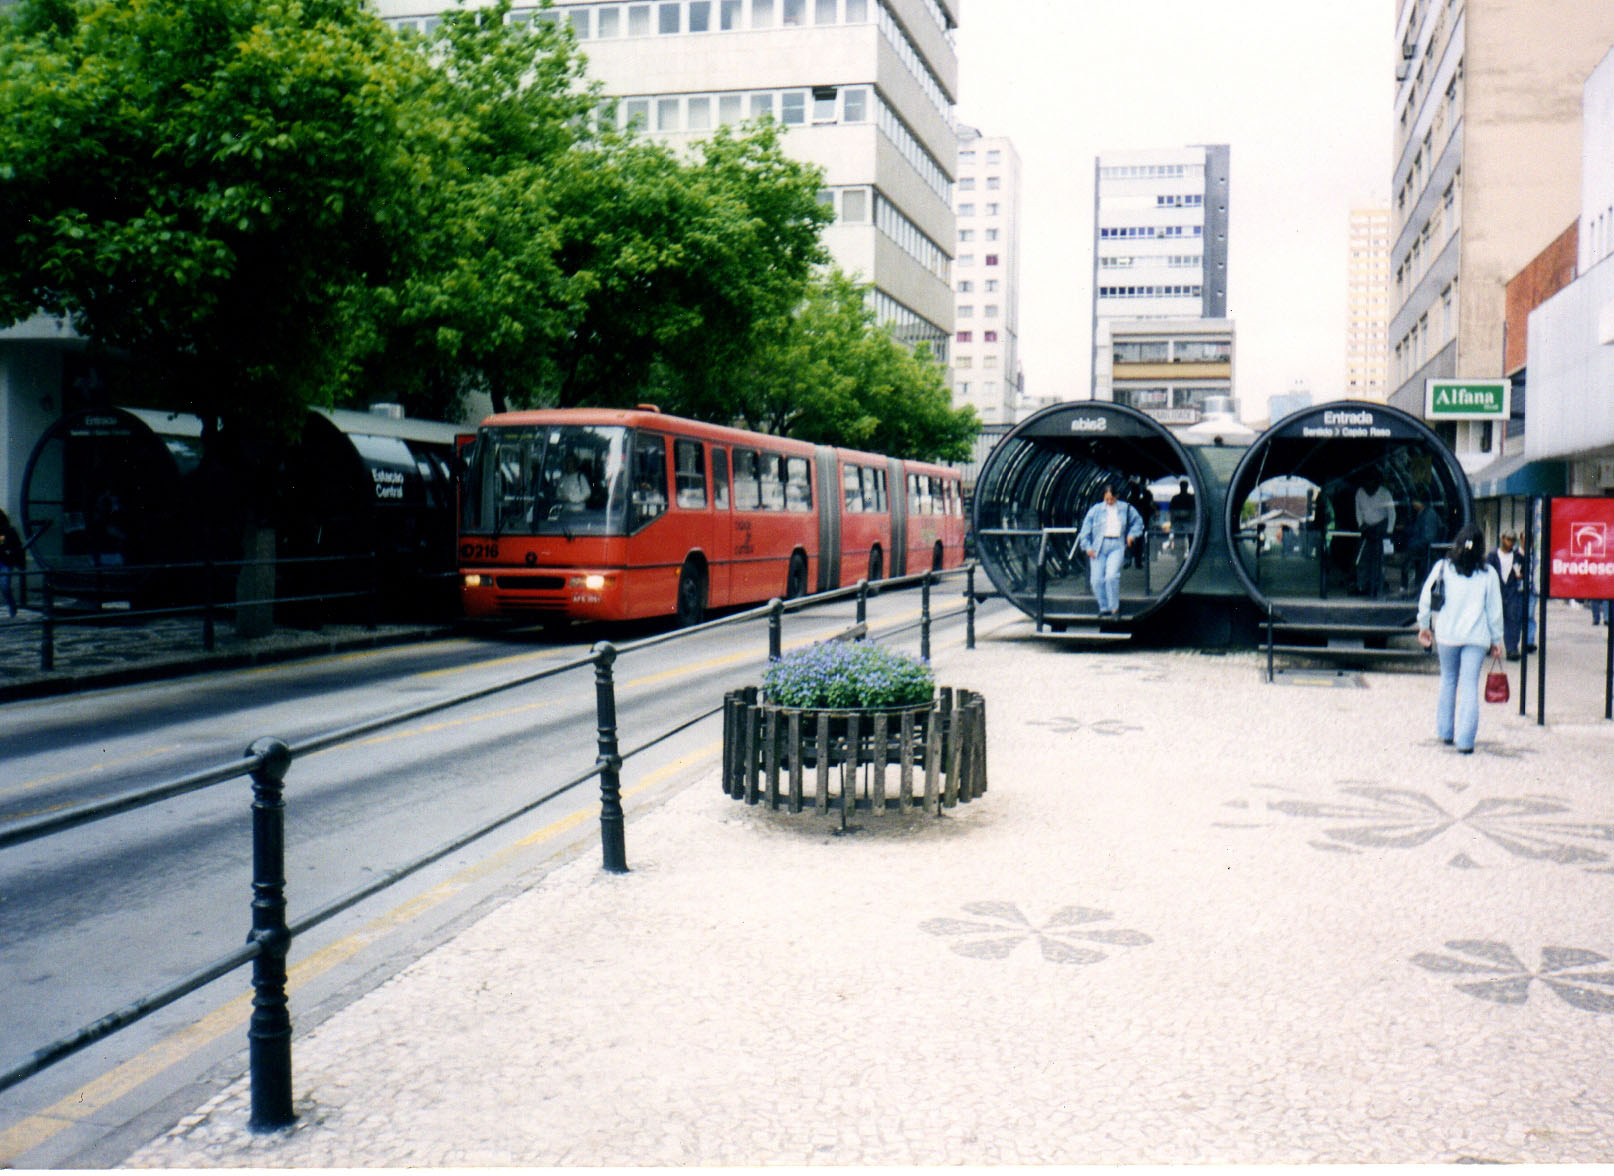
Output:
[721, 686, 987, 820]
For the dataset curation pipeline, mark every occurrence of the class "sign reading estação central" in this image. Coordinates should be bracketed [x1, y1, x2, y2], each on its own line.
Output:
[1425, 378, 1510, 420]
[1547, 497, 1614, 600]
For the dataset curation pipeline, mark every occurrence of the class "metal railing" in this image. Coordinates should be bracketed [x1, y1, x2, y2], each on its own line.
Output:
[0, 553, 458, 674]
[0, 562, 979, 1131]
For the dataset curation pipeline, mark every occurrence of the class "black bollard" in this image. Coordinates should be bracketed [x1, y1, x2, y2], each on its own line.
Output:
[203, 558, 217, 653]
[966, 563, 977, 650]
[41, 577, 54, 672]
[856, 579, 868, 636]
[768, 598, 784, 662]
[246, 737, 295, 1132]
[592, 642, 628, 873]
[921, 570, 932, 662]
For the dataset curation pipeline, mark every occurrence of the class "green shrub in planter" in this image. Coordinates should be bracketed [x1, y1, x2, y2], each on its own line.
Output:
[762, 641, 934, 709]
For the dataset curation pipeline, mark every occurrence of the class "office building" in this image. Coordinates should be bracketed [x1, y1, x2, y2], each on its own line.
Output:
[379, 0, 960, 362]
[1090, 145, 1232, 423]
[951, 124, 1022, 425]
[1345, 207, 1391, 401]
[1388, 0, 1614, 466]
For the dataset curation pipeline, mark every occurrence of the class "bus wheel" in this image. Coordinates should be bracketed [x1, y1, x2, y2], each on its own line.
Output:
[675, 560, 706, 627]
[785, 552, 808, 599]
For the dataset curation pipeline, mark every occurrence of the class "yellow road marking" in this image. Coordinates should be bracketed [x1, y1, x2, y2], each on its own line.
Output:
[4, 746, 181, 803]
[0, 739, 721, 1165]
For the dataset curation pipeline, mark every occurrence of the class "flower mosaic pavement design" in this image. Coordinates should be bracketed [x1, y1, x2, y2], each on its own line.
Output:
[1412, 941, 1614, 1011]
[1223, 782, 1614, 872]
[920, 902, 1152, 964]
[1025, 717, 1142, 737]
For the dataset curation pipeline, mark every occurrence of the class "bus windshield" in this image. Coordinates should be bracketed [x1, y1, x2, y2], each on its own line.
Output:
[461, 424, 629, 537]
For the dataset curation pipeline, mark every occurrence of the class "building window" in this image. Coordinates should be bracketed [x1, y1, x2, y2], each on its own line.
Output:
[752, 0, 774, 26]
[720, 0, 742, 28]
[782, 0, 806, 25]
[985, 203, 999, 216]
[984, 279, 998, 292]
[957, 305, 974, 318]
[985, 228, 999, 241]
[984, 304, 999, 318]
[780, 89, 807, 124]
[956, 330, 972, 343]
[986, 150, 1000, 165]
[987, 176, 1000, 190]
[958, 229, 974, 243]
[985, 254, 999, 266]
[957, 280, 973, 292]
[959, 177, 975, 192]
[687, 1, 710, 31]
[958, 203, 975, 217]
[840, 187, 868, 222]
[984, 330, 997, 342]
[597, 6, 622, 35]
[957, 254, 973, 266]
[658, 2, 680, 33]
[656, 97, 681, 131]
[628, 4, 652, 35]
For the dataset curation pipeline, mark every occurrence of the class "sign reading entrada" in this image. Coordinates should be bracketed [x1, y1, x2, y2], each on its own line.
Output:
[1299, 410, 1394, 440]
[1425, 378, 1510, 420]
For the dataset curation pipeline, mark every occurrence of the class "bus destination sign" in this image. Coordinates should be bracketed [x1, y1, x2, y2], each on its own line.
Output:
[1426, 378, 1510, 420]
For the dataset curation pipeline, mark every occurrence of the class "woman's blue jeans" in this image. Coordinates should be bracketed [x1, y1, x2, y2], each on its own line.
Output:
[1088, 536, 1126, 613]
[1435, 642, 1488, 751]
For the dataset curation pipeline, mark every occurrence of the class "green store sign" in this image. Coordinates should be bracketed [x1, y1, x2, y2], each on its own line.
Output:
[1425, 378, 1510, 419]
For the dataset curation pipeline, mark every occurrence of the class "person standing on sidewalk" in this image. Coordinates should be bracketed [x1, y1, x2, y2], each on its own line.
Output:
[0, 509, 23, 618]
[1077, 483, 1144, 619]
[1417, 523, 1504, 754]
[1486, 531, 1530, 659]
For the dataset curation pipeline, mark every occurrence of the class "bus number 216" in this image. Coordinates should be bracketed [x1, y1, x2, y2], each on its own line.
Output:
[460, 541, 500, 561]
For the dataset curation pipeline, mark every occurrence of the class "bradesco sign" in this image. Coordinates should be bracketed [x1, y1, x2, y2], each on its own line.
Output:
[1426, 378, 1510, 420]
[1548, 497, 1614, 600]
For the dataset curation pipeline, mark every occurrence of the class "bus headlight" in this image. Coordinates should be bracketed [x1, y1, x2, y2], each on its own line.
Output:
[463, 573, 485, 588]
[570, 574, 607, 591]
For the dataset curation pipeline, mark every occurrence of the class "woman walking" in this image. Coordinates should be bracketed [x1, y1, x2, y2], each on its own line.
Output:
[1416, 523, 1504, 754]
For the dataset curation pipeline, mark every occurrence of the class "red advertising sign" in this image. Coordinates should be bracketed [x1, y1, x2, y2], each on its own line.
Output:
[1548, 497, 1614, 600]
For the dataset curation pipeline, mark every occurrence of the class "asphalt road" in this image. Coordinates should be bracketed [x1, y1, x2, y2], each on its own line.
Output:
[0, 583, 999, 1166]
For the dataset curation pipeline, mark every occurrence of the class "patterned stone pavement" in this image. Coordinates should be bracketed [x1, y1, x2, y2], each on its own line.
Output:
[119, 602, 1614, 1167]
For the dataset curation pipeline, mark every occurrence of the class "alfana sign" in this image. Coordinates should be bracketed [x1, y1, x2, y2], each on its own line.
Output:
[1425, 378, 1510, 420]
[1547, 497, 1614, 600]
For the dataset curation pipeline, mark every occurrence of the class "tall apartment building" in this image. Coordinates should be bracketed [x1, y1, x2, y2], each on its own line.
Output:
[1090, 145, 1233, 423]
[379, 0, 960, 363]
[951, 124, 1022, 425]
[1388, 0, 1614, 464]
[1344, 207, 1391, 401]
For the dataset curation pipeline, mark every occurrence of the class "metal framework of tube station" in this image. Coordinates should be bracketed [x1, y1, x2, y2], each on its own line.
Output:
[971, 400, 1474, 648]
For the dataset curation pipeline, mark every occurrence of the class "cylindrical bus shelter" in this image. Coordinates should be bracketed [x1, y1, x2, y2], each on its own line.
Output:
[1222, 400, 1474, 625]
[971, 402, 1209, 628]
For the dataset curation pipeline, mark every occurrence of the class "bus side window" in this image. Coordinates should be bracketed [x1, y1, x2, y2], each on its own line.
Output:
[862, 466, 885, 512]
[712, 446, 730, 509]
[843, 464, 863, 512]
[734, 448, 760, 510]
[760, 452, 785, 510]
[674, 438, 707, 509]
[784, 456, 811, 511]
[630, 433, 668, 529]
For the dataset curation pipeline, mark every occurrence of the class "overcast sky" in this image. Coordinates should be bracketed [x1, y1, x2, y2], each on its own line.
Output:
[953, 0, 1393, 422]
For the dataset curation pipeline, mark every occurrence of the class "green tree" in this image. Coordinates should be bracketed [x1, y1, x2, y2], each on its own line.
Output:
[713, 270, 979, 462]
[0, 0, 435, 434]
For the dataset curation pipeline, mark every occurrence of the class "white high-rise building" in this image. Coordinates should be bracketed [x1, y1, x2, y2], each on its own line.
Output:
[1090, 144, 1233, 422]
[1388, 0, 1614, 465]
[1345, 206, 1391, 402]
[378, 0, 960, 362]
[951, 124, 1021, 425]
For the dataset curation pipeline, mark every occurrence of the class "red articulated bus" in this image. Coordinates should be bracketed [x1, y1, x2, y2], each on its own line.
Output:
[456, 406, 966, 624]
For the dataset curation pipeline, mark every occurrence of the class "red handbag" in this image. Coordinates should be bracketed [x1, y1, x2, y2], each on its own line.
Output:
[1484, 656, 1510, 704]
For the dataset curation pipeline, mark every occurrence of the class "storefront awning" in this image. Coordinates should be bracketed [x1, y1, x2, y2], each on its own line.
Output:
[1469, 452, 1567, 499]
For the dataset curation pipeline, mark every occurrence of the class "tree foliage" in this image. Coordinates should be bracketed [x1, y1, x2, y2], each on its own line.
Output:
[0, 0, 977, 462]
[0, 0, 431, 433]
[698, 270, 979, 462]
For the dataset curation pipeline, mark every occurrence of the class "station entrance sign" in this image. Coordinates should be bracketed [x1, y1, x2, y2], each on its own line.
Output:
[1547, 496, 1614, 600]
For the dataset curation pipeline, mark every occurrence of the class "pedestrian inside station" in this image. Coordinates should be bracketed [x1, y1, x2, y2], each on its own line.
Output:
[972, 401, 1474, 644]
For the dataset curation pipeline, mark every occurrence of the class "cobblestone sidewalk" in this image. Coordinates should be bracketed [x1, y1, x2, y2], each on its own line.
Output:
[122, 606, 1614, 1167]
